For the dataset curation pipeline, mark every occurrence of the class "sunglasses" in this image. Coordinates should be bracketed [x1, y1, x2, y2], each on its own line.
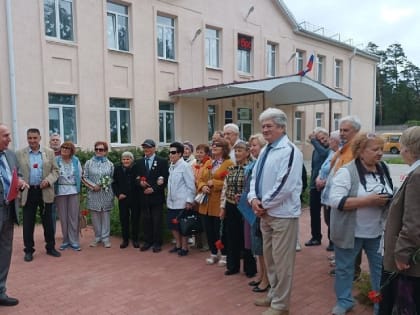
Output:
[169, 151, 178, 155]
[61, 146, 71, 150]
[95, 148, 105, 152]
[211, 142, 223, 147]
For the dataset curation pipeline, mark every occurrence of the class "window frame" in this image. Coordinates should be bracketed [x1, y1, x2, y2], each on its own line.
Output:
[334, 59, 343, 88]
[205, 27, 221, 68]
[48, 93, 77, 143]
[316, 55, 325, 83]
[296, 50, 305, 73]
[334, 113, 342, 130]
[266, 42, 276, 77]
[157, 14, 176, 60]
[159, 102, 175, 145]
[294, 111, 303, 142]
[44, 0, 74, 41]
[237, 34, 252, 74]
[207, 104, 217, 141]
[107, 1, 129, 52]
[109, 98, 131, 145]
[315, 112, 323, 127]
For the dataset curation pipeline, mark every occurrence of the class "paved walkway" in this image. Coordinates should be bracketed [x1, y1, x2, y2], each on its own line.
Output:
[5, 208, 373, 315]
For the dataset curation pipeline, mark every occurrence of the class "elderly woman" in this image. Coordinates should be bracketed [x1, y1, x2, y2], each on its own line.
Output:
[379, 126, 420, 315]
[55, 141, 82, 251]
[82, 141, 114, 248]
[112, 152, 138, 249]
[220, 141, 255, 276]
[167, 142, 196, 256]
[329, 132, 393, 315]
[183, 141, 196, 166]
[198, 138, 233, 266]
[243, 133, 270, 292]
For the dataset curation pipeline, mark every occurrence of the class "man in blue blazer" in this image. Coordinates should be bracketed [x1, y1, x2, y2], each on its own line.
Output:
[0, 123, 29, 307]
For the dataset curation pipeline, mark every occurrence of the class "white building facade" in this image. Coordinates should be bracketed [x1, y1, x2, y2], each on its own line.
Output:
[0, 0, 378, 158]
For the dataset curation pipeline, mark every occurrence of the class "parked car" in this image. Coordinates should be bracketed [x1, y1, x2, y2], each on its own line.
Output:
[381, 132, 402, 154]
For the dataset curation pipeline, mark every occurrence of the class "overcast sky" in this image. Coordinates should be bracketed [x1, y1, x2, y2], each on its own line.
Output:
[282, 0, 420, 66]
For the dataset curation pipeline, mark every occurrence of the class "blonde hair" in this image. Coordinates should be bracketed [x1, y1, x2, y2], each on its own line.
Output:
[351, 132, 384, 158]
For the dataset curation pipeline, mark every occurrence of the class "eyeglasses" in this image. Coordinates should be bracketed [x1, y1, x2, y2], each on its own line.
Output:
[61, 146, 71, 150]
[211, 142, 223, 147]
[169, 151, 178, 155]
[366, 132, 377, 139]
[95, 148, 105, 152]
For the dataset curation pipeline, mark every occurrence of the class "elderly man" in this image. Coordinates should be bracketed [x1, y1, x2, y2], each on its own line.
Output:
[134, 139, 168, 253]
[305, 128, 329, 247]
[0, 124, 28, 306]
[16, 128, 60, 262]
[248, 108, 303, 315]
[49, 133, 61, 237]
[223, 123, 241, 163]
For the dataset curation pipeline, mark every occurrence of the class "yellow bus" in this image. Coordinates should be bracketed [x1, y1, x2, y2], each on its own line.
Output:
[381, 132, 402, 154]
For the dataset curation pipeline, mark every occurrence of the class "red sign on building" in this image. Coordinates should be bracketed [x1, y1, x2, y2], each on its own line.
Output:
[238, 34, 252, 51]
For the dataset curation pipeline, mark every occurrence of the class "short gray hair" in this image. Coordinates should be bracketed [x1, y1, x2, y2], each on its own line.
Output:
[329, 130, 340, 140]
[339, 115, 361, 132]
[314, 127, 328, 136]
[223, 123, 239, 134]
[248, 133, 267, 147]
[121, 151, 134, 160]
[259, 107, 287, 129]
[401, 126, 420, 159]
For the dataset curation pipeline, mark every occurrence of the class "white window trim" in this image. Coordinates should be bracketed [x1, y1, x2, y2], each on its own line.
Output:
[159, 104, 175, 145]
[205, 27, 221, 68]
[296, 51, 305, 73]
[157, 15, 176, 61]
[266, 42, 276, 77]
[45, 0, 74, 41]
[107, 1, 129, 51]
[334, 59, 343, 88]
[316, 55, 324, 83]
[49, 98, 77, 144]
[110, 102, 131, 145]
[294, 111, 303, 143]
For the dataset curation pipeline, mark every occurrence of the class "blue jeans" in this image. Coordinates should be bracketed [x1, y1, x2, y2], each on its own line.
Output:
[334, 237, 382, 315]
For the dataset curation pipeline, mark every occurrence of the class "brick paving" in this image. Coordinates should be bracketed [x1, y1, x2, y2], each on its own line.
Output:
[5, 208, 373, 315]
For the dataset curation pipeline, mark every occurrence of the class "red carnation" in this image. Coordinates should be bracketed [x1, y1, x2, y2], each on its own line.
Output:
[81, 209, 89, 216]
[194, 165, 200, 170]
[207, 165, 212, 170]
[33, 163, 38, 169]
[140, 176, 147, 182]
[215, 240, 224, 250]
[171, 218, 179, 224]
[220, 170, 229, 178]
[367, 290, 382, 304]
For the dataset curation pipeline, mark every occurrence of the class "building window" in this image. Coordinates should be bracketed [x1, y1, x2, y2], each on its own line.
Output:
[157, 15, 175, 60]
[316, 55, 325, 82]
[237, 34, 252, 73]
[44, 0, 74, 41]
[110, 98, 131, 144]
[237, 108, 253, 140]
[205, 28, 220, 68]
[334, 59, 343, 88]
[334, 113, 342, 130]
[294, 111, 303, 142]
[208, 105, 216, 141]
[315, 112, 323, 127]
[266, 43, 276, 77]
[159, 102, 174, 144]
[225, 110, 233, 124]
[296, 51, 304, 73]
[48, 94, 77, 143]
[107, 1, 129, 51]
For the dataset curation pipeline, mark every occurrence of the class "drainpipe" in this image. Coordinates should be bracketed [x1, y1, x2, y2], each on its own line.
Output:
[347, 47, 356, 115]
[6, 0, 19, 148]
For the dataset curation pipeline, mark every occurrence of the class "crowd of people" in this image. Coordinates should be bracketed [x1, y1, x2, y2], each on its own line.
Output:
[0, 108, 419, 314]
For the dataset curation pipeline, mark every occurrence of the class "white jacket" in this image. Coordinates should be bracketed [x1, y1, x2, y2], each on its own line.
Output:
[166, 159, 196, 209]
[248, 135, 303, 218]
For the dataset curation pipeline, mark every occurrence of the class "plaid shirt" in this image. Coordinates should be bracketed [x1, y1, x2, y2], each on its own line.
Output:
[220, 163, 248, 207]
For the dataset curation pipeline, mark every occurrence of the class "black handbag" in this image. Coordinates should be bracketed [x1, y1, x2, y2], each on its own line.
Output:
[179, 210, 202, 236]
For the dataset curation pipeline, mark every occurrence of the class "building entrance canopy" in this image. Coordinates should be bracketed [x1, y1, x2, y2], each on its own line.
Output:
[169, 75, 351, 105]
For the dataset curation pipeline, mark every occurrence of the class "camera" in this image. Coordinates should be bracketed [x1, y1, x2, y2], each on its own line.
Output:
[378, 192, 393, 206]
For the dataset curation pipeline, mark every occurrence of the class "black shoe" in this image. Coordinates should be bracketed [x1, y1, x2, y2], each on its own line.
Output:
[120, 241, 129, 249]
[169, 246, 181, 253]
[46, 249, 61, 257]
[248, 280, 261, 287]
[152, 246, 161, 253]
[224, 270, 239, 276]
[326, 242, 334, 252]
[178, 249, 189, 256]
[0, 295, 19, 306]
[304, 239, 321, 246]
[24, 252, 33, 262]
[132, 241, 139, 248]
[252, 284, 270, 293]
[140, 243, 152, 252]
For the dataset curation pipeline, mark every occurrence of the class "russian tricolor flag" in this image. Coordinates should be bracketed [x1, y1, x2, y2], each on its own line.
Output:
[298, 54, 314, 76]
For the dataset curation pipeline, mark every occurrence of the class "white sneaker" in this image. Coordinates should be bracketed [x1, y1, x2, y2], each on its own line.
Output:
[206, 254, 218, 265]
[296, 242, 302, 252]
[217, 255, 227, 267]
[104, 241, 111, 248]
[89, 240, 99, 247]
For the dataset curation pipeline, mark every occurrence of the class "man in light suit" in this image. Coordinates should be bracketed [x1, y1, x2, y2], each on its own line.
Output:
[0, 123, 28, 306]
[16, 128, 60, 262]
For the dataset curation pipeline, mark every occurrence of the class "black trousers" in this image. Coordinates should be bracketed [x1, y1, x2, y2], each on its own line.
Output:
[309, 188, 323, 241]
[0, 202, 14, 293]
[23, 188, 55, 253]
[225, 201, 244, 272]
[323, 206, 332, 242]
[142, 203, 163, 247]
[119, 199, 139, 243]
[203, 214, 226, 256]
